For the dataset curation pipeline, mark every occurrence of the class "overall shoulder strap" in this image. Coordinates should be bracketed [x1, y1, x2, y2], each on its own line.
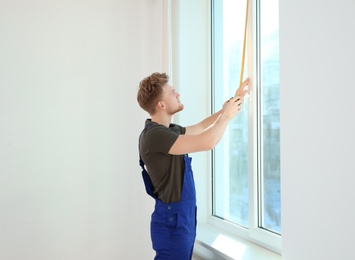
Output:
[138, 123, 155, 197]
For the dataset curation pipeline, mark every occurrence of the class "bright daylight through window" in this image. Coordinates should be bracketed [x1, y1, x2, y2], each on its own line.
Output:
[211, 0, 281, 246]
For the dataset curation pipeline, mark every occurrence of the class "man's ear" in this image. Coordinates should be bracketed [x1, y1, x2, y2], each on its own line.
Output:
[157, 101, 165, 110]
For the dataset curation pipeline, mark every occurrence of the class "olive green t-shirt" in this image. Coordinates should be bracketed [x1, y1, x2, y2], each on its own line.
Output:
[139, 119, 186, 204]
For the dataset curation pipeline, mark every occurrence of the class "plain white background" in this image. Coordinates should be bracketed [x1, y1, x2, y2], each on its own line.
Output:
[280, 0, 355, 259]
[1, 0, 355, 259]
[0, 0, 160, 259]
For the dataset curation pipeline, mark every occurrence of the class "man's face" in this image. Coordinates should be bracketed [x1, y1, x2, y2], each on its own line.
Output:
[161, 84, 184, 115]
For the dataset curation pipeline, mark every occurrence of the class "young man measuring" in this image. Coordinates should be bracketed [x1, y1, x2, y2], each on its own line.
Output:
[137, 72, 249, 259]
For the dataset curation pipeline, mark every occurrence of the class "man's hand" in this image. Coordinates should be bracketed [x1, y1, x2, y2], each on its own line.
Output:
[222, 96, 243, 120]
[235, 77, 250, 98]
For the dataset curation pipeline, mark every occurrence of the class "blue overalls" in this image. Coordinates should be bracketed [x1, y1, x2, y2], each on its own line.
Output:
[139, 143, 197, 259]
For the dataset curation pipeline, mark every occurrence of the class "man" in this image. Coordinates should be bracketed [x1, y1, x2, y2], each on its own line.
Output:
[137, 72, 249, 259]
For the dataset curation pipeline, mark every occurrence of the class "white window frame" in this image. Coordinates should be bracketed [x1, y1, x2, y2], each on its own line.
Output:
[210, 0, 281, 253]
[164, 0, 281, 256]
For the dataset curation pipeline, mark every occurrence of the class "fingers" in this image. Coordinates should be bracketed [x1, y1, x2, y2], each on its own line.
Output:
[227, 97, 243, 108]
[222, 96, 244, 119]
[241, 77, 250, 87]
[235, 78, 251, 98]
[228, 96, 242, 101]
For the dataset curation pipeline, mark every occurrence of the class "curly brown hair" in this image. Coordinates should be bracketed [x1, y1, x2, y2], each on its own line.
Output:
[137, 72, 169, 115]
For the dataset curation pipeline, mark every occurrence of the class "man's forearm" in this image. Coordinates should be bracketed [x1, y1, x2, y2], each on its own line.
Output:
[185, 109, 222, 135]
[199, 112, 232, 150]
[199, 109, 223, 129]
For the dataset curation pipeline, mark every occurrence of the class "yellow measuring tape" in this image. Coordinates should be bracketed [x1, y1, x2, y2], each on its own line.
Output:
[237, 0, 249, 95]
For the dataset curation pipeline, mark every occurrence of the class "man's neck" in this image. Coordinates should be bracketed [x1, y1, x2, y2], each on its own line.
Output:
[151, 114, 172, 128]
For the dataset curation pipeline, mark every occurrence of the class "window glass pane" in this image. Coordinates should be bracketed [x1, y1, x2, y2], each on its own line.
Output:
[259, 0, 281, 234]
[212, 0, 249, 228]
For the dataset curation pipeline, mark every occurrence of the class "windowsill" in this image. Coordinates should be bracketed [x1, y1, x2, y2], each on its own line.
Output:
[194, 223, 281, 260]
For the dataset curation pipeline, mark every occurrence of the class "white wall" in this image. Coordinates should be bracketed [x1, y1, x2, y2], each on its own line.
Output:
[280, 0, 355, 259]
[0, 0, 162, 259]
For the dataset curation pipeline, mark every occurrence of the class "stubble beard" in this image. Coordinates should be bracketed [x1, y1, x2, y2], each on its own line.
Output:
[178, 103, 184, 112]
[169, 103, 184, 115]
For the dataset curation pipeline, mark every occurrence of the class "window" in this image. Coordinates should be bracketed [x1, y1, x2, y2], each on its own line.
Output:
[211, 0, 281, 251]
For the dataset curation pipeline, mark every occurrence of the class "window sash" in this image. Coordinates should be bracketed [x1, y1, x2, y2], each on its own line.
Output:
[210, 0, 281, 252]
